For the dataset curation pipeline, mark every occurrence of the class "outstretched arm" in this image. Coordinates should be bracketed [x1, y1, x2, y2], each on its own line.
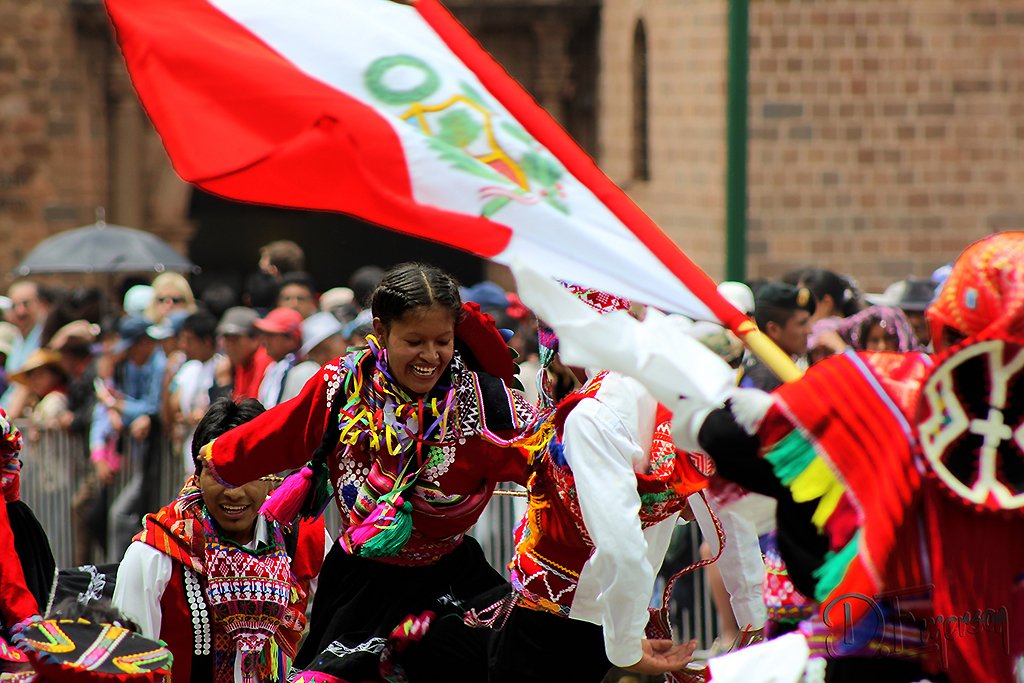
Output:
[200, 360, 338, 487]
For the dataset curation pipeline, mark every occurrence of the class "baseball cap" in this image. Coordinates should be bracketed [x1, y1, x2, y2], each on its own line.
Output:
[718, 281, 755, 316]
[147, 309, 190, 341]
[254, 307, 304, 341]
[113, 315, 159, 353]
[300, 312, 344, 357]
[216, 306, 260, 336]
[755, 282, 817, 316]
[123, 285, 154, 316]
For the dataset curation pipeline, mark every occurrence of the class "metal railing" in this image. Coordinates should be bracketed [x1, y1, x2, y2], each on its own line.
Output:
[19, 428, 716, 647]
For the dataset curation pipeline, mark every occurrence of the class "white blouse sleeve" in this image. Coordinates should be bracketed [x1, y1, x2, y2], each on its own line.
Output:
[562, 394, 652, 669]
[112, 542, 173, 640]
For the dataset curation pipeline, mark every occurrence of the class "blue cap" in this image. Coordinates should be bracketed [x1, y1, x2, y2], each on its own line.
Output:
[114, 315, 156, 353]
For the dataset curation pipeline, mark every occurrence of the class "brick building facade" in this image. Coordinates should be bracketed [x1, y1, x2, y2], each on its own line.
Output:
[1, 0, 1022, 294]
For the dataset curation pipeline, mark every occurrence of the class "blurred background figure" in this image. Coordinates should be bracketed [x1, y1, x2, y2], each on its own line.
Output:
[144, 272, 197, 324]
[319, 286, 358, 325]
[253, 307, 303, 408]
[90, 315, 167, 561]
[867, 276, 938, 350]
[258, 238, 305, 279]
[2, 280, 46, 407]
[167, 311, 222, 475]
[280, 311, 345, 402]
[277, 271, 319, 318]
[214, 306, 271, 402]
[8, 349, 69, 434]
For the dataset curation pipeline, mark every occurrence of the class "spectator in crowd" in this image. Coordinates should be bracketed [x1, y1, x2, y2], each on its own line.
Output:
[279, 311, 344, 403]
[214, 306, 272, 401]
[168, 311, 222, 475]
[342, 309, 374, 348]
[277, 271, 319, 319]
[8, 349, 69, 432]
[844, 305, 920, 353]
[144, 273, 197, 324]
[869, 276, 937, 349]
[47, 321, 105, 566]
[797, 268, 862, 321]
[90, 315, 167, 561]
[2, 280, 46, 407]
[198, 281, 238, 321]
[348, 264, 384, 310]
[742, 283, 816, 393]
[319, 286, 358, 324]
[254, 307, 303, 408]
[0, 322, 17, 399]
[259, 238, 305, 279]
[243, 271, 280, 316]
[122, 284, 153, 318]
[150, 311, 190, 435]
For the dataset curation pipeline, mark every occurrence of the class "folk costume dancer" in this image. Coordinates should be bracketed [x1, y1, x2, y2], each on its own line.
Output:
[0, 408, 52, 648]
[682, 322, 772, 651]
[483, 286, 704, 682]
[199, 263, 535, 683]
[113, 398, 328, 683]
[513, 231, 1024, 683]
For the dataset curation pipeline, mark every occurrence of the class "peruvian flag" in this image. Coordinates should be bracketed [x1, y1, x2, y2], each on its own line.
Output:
[105, 0, 746, 328]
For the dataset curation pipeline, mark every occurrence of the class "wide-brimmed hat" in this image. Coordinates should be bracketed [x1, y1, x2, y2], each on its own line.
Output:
[9, 348, 66, 385]
[12, 617, 173, 683]
[866, 277, 937, 313]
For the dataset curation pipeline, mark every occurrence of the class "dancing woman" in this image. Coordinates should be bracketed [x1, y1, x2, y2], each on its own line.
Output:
[199, 263, 535, 682]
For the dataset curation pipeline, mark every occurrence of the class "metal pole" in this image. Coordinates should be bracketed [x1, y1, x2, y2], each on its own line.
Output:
[725, 0, 749, 282]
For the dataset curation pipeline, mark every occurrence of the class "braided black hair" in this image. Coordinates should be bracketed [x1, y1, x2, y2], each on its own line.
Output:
[191, 397, 266, 471]
[371, 262, 462, 329]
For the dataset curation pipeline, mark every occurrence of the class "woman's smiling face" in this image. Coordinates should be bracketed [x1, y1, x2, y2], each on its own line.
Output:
[198, 467, 271, 544]
[374, 304, 456, 397]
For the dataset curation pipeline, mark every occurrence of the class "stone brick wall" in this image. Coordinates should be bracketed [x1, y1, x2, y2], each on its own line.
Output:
[0, 0, 107, 273]
[600, 0, 1024, 292]
[599, 0, 730, 281]
[0, 0, 191, 283]
[5, 0, 1024, 296]
[746, 1, 1024, 290]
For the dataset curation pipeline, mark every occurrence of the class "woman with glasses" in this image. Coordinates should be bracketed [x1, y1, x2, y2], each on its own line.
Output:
[144, 272, 198, 324]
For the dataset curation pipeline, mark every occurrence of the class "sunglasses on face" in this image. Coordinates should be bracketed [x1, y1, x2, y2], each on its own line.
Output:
[159, 296, 185, 305]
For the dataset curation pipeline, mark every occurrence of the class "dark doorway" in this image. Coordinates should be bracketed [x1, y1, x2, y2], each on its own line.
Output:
[186, 190, 486, 298]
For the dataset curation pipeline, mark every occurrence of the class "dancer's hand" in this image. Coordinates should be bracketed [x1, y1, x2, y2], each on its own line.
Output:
[623, 638, 698, 675]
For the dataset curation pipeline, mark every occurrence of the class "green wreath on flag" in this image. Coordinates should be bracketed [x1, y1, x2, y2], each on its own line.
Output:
[365, 54, 570, 218]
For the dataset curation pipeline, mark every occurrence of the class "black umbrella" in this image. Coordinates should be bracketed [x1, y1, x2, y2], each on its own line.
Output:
[15, 222, 197, 276]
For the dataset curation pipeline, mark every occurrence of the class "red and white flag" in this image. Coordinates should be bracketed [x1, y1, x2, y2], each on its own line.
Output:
[105, 0, 746, 328]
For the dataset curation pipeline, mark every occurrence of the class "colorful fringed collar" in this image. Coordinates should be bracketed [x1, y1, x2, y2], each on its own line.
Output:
[135, 478, 294, 683]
